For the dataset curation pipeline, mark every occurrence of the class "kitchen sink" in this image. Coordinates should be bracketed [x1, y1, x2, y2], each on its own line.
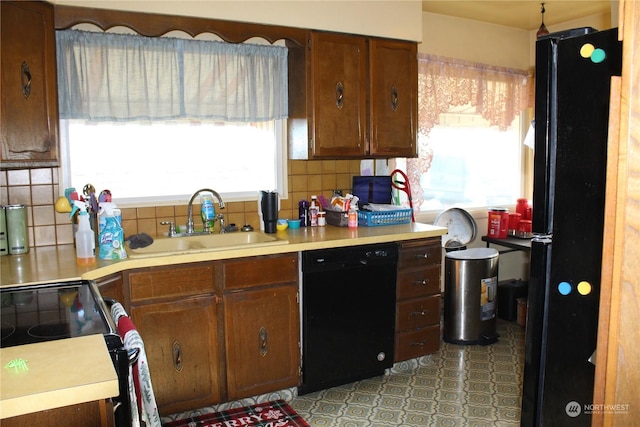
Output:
[126, 231, 288, 258]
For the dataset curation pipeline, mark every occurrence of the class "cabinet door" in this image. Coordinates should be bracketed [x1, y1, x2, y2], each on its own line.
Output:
[224, 284, 300, 399]
[369, 39, 417, 158]
[1, 400, 114, 427]
[95, 273, 124, 304]
[131, 296, 222, 416]
[0, 1, 59, 167]
[310, 32, 367, 157]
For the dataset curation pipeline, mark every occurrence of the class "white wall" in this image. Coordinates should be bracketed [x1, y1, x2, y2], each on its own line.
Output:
[52, 0, 423, 41]
[421, 12, 531, 70]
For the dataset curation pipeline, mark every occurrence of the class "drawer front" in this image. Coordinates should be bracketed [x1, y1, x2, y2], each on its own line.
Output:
[398, 242, 442, 270]
[396, 295, 440, 331]
[128, 263, 215, 302]
[394, 325, 440, 362]
[397, 265, 440, 300]
[222, 253, 298, 291]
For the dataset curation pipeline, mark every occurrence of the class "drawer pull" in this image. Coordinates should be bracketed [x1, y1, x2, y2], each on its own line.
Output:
[335, 81, 344, 109]
[410, 341, 426, 347]
[414, 279, 430, 286]
[391, 86, 399, 111]
[415, 253, 430, 259]
[259, 327, 268, 357]
[173, 341, 183, 372]
[410, 309, 428, 317]
[21, 61, 32, 99]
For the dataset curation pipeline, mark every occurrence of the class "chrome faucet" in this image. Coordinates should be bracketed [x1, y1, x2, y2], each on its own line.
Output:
[186, 188, 225, 234]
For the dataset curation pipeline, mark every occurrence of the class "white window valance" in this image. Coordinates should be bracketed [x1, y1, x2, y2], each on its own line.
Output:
[56, 29, 288, 122]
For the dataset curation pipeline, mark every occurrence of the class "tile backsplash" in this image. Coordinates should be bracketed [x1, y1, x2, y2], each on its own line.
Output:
[0, 159, 361, 248]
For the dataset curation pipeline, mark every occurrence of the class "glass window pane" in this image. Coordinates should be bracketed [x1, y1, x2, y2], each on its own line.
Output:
[417, 114, 521, 212]
[62, 120, 285, 205]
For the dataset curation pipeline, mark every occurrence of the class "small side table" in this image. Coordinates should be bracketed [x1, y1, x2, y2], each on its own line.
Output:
[481, 235, 532, 254]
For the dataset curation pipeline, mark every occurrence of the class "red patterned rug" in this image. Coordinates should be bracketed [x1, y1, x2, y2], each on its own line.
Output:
[162, 400, 310, 427]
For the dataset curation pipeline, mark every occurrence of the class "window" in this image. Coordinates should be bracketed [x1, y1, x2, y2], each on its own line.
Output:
[407, 54, 532, 214]
[56, 29, 288, 206]
[60, 119, 285, 205]
[414, 106, 523, 212]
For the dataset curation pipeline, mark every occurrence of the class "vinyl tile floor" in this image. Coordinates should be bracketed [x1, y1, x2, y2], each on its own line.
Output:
[290, 320, 526, 427]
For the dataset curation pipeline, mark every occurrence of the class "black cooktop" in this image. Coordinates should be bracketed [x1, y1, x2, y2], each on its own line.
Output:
[0, 280, 119, 349]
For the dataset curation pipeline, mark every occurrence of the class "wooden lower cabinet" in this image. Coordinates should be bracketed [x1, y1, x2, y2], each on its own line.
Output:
[119, 254, 300, 416]
[131, 296, 222, 416]
[224, 284, 300, 399]
[395, 238, 442, 362]
[221, 253, 301, 399]
[2, 400, 114, 427]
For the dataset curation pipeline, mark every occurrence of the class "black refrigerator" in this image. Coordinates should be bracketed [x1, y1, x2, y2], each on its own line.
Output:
[521, 28, 622, 426]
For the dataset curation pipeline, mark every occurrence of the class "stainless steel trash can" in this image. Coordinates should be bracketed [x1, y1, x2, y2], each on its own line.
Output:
[444, 248, 499, 345]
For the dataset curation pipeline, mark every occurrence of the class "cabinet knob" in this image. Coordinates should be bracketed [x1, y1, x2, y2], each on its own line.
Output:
[335, 82, 344, 109]
[410, 309, 428, 317]
[410, 341, 426, 347]
[414, 279, 430, 286]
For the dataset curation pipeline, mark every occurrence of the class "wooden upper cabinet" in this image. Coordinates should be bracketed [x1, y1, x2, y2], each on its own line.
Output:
[1, 1, 60, 168]
[308, 32, 368, 158]
[369, 39, 417, 158]
[288, 31, 417, 159]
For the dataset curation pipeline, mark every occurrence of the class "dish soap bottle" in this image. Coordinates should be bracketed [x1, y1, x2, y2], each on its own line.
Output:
[74, 202, 96, 265]
[201, 194, 215, 231]
[98, 203, 128, 260]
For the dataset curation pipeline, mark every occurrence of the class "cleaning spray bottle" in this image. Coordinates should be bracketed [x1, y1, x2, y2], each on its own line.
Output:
[73, 201, 96, 265]
[98, 202, 128, 260]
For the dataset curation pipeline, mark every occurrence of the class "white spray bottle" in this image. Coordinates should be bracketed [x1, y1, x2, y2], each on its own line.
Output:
[73, 201, 95, 265]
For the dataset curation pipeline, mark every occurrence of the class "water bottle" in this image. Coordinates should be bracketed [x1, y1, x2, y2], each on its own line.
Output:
[299, 199, 309, 227]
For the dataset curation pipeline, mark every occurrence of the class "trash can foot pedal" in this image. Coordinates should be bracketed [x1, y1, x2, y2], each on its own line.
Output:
[479, 332, 499, 345]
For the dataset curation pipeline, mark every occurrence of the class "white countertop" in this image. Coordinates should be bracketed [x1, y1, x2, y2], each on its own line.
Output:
[0, 334, 119, 419]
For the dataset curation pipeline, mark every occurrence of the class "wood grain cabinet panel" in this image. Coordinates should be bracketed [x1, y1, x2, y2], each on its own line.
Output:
[288, 31, 417, 159]
[131, 296, 222, 416]
[121, 254, 299, 416]
[369, 38, 417, 158]
[1, 1, 59, 168]
[128, 263, 215, 302]
[395, 325, 441, 362]
[221, 253, 297, 291]
[224, 284, 300, 399]
[395, 238, 442, 362]
[1, 400, 114, 427]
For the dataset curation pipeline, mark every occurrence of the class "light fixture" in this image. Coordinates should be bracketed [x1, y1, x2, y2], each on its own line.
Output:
[537, 2, 550, 38]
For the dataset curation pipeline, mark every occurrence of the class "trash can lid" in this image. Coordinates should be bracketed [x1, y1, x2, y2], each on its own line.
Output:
[445, 247, 499, 260]
[434, 208, 477, 249]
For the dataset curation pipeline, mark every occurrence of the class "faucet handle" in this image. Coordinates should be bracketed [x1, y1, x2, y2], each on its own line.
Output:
[160, 221, 176, 237]
[216, 213, 226, 233]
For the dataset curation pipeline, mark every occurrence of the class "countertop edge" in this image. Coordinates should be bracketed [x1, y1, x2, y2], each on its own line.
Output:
[1, 223, 447, 286]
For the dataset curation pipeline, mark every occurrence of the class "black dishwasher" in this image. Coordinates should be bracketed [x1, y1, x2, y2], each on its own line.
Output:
[300, 243, 398, 394]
